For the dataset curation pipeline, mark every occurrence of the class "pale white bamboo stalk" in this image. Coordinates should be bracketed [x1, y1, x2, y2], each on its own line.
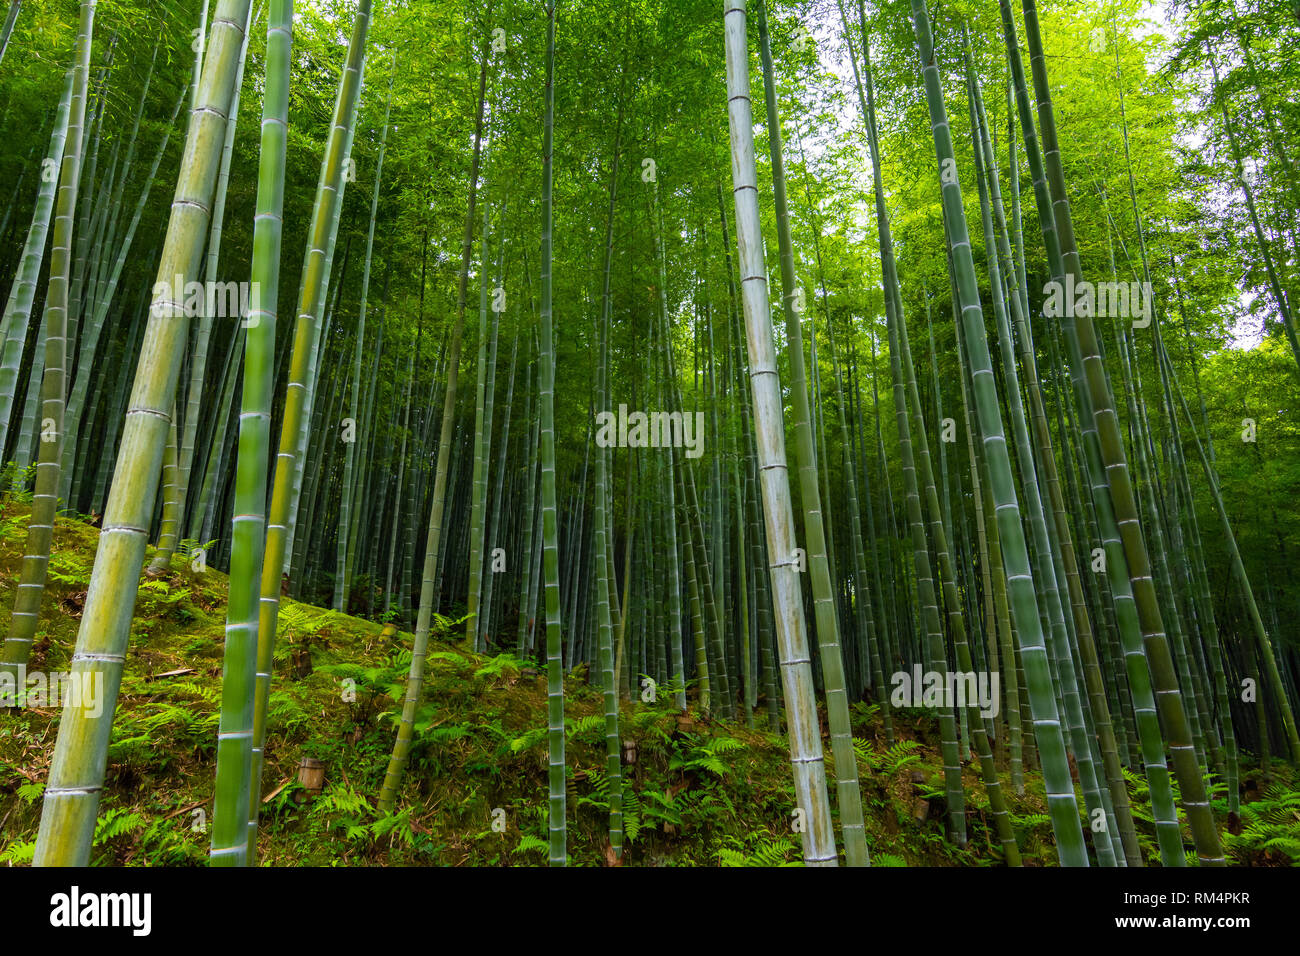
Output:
[722, 0, 836, 867]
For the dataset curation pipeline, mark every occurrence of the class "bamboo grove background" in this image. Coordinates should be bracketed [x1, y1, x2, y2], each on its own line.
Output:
[0, 0, 1297, 866]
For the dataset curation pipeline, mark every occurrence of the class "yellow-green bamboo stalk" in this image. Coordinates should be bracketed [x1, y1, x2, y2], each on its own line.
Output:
[33, 0, 251, 867]
[208, 0, 292, 868]
[1, 14, 91, 672]
[0, 70, 71, 459]
[378, 29, 490, 815]
[249, 0, 370, 853]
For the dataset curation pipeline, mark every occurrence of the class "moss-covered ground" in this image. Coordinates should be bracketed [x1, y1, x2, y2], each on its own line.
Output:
[1, 505, 1294, 866]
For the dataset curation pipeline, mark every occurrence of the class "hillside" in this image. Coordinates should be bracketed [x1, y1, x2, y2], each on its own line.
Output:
[3, 506, 1293, 866]
[0, 505, 1035, 866]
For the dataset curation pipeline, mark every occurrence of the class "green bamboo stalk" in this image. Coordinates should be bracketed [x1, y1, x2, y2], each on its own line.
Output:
[11, 319, 45, 490]
[249, 0, 369, 851]
[32, 0, 251, 867]
[384, 323, 416, 617]
[516, 372, 539, 655]
[1017, 0, 1224, 864]
[480, 321, 515, 647]
[970, 50, 1145, 863]
[334, 74, 391, 611]
[0, 3, 95, 677]
[724, 0, 836, 867]
[190, 324, 244, 544]
[756, 0, 865, 864]
[997, 0, 1185, 865]
[960, 315, 999, 754]
[206, 0, 291, 866]
[285, 133, 356, 594]
[594, 78, 625, 853]
[378, 26, 489, 814]
[827, 319, 884, 718]
[594, 231, 621, 860]
[836, 0, 968, 845]
[539, 0, 566, 865]
[0, 71, 71, 457]
[153, 419, 181, 562]
[982, 442, 1021, 789]
[1112, 43, 1255, 789]
[465, 126, 496, 648]
[963, 51, 1122, 864]
[910, 0, 1087, 864]
[192, 0, 210, 111]
[614, 456, 635, 700]
[652, 187, 689, 712]
[345, 279, 387, 608]
[172, 0, 258, 556]
[680, 473, 710, 709]
[65, 54, 108, 366]
[1163, 262, 1239, 806]
[682, 460, 731, 714]
[61, 85, 186, 511]
[472, 228, 504, 648]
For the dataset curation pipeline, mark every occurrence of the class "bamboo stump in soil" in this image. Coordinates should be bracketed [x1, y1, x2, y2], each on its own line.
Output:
[295, 757, 325, 804]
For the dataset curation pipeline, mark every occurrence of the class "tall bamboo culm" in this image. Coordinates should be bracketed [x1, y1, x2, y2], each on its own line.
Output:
[0, 21, 90, 675]
[378, 23, 490, 814]
[909, 0, 1087, 865]
[33, 0, 252, 867]
[755, 0, 866, 866]
[539, 0, 567, 866]
[248, 0, 370, 857]
[1018, 0, 1224, 865]
[210, 0, 292, 867]
[723, 0, 836, 867]
[0, 70, 71, 463]
[334, 73, 392, 613]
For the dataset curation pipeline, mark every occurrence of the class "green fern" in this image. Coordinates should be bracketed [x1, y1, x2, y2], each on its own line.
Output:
[642, 788, 685, 827]
[854, 738, 923, 775]
[418, 721, 473, 744]
[669, 736, 742, 777]
[718, 834, 799, 867]
[622, 785, 642, 843]
[516, 834, 548, 855]
[46, 550, 93, 586]
[508, 726, 548, 754]
[370, 807, 416, 847]
[565, 714, 606, 740]
[16, 782, 43, 805]
[309, 784, 373, 819]
[474, 653, 526, 681]
[94, 807, 146, 845]
[1011, 812, 1051, 830]
[1222, 783, 1300, 863]
[0, 839, 35, 865]
[268, 691, 313, 739]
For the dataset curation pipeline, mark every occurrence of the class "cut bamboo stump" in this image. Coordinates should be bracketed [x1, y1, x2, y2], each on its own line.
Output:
[295, 757, 325, 804]
[291, 644, 313, 679]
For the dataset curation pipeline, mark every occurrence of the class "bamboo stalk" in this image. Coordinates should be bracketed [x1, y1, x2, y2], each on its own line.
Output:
[723, 0, 836, 867]
[33, 0, 250, 867]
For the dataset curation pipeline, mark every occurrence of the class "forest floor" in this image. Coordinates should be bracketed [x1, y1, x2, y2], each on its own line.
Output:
[0, 503, 1294, 866]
